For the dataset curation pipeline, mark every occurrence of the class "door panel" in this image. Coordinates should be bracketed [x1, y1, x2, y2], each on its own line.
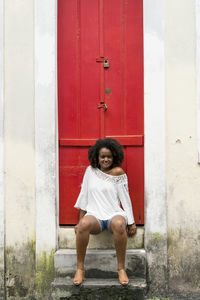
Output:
[126, 147, 144, 224]
[58, 0, 144, 225]
[58, 0, 100, 141]
[79, 0, 100, 138]
[59, 147, 89, 224]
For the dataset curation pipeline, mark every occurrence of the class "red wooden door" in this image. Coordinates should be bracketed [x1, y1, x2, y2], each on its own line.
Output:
[58, 0, 144, 225]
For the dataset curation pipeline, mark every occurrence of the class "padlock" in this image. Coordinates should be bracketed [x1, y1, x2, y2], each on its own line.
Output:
[104, 59, 109, 68]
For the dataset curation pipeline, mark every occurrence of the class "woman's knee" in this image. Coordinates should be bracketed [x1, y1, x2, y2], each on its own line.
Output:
[110, 217, 126, 234]
[77, 218, 91, 233]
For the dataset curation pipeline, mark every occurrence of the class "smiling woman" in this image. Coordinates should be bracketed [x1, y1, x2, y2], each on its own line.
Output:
[98, 148, 113, 172]
[88, 138, 124, 169]
[73, 138, 137, 286]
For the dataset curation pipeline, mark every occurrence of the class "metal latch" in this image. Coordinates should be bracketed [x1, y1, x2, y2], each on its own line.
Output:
[96, 57, 110, 68]
[103, 59, 109, 68]
[97, 101, 107, 111]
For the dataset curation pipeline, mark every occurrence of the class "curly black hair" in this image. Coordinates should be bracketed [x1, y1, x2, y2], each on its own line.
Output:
[88, 138, 124, 168]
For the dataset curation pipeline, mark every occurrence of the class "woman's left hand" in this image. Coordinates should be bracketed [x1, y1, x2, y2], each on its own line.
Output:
[127, 223, 137, 237]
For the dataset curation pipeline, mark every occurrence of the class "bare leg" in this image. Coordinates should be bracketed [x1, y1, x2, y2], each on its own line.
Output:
[109, 215, 129, 285]
[73, 215, 101, 285]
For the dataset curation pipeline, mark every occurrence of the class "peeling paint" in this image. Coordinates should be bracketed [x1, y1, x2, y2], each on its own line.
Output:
[175, 139, 181, 144]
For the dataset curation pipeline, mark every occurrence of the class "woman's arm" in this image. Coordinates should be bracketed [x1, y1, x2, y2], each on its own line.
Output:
[74, 167, 89, 234]
[115, 170, 136, 236]
[74, 167, 90, 211]
[116, 177, 135, 225]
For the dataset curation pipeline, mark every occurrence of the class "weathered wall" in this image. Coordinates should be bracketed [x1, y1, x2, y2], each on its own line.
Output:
[166, 0, 200, 296]
[3, 1, 56, 299]
[2, 0, 200, 298]
[4, 0, 35, 248]
[4, 0, 36, 298]
[143, 0, 167, 296]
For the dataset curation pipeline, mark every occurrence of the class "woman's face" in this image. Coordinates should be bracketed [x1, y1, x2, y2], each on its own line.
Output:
[98, 147, 113, 172]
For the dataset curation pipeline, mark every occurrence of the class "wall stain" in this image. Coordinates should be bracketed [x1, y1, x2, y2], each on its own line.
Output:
[146, 233, 168, 297]
[36, 249, 55, 298]
[5, 239, 55, 300]
[175, 139, 181, 144]
[168, 229, 200, 294]
[6, 239, 36, 299]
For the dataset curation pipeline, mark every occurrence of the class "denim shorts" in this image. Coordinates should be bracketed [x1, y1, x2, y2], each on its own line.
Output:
[85, 213, 128, 232]
[97, 219, 112, 232]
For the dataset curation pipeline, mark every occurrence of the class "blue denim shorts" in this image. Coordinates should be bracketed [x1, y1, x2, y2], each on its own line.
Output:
[85, 213, 128, 232]
[97, 219, 112, 232]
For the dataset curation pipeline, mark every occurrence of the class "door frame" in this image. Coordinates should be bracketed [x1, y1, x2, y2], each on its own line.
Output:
[34, 0, 167, 292]
[35, 0, 59, 254]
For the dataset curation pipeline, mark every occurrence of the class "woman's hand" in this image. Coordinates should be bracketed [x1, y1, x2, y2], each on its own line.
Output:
[127, 223, 137, 237]
[75, 209, 87, 234]
[74, 224, 79, 234]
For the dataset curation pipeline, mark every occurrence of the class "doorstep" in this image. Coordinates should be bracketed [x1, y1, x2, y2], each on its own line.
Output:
[58, 226, 144, 249]
[51, 277, 147, 300]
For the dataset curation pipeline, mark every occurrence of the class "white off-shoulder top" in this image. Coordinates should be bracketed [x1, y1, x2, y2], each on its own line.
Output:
[74, 166, 135, 225]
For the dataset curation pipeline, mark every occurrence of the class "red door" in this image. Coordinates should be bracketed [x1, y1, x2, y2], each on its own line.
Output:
[58, 0, 144, 225]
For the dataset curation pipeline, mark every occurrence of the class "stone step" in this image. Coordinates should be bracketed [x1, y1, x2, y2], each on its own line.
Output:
[51, 277, 147, 300]
[54, 249, 146, 279]
[58, 227, 144, 249]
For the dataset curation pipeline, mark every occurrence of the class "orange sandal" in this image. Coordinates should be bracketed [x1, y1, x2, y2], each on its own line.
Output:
[73, 269, 85, 286]
[118, 269, 129, 286]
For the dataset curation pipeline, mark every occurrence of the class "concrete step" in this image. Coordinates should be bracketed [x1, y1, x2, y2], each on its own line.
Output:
[54, 249, 146, 279]
[58, 227, 144, 249]
[51, 277, 147, 300]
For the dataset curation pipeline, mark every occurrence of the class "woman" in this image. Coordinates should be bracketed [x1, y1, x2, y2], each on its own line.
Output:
[73, 138, 137, 286]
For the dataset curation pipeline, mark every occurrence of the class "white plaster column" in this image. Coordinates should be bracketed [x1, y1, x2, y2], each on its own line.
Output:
[0, 0, 5, 298]
[196, 0, 200, 163]
[35, 0, 58, 255]
[143, 0, 167, 295]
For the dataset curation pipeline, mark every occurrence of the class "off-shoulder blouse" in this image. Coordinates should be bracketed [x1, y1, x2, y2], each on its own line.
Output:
[74, 166, 135, 225]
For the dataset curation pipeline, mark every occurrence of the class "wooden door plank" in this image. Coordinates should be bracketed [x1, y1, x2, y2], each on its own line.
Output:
[59, 135, 144, 146]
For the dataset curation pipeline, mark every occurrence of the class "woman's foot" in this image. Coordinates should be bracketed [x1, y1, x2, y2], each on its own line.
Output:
[118, 269, 129, 286]
[73, 269, 85, 286]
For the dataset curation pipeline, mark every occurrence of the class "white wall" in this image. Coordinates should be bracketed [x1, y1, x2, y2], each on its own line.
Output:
[166, 0, 200, 293]
[144, 0, 167, 294]
[35, 0, 58, 255]
[4, 0, 35, 245]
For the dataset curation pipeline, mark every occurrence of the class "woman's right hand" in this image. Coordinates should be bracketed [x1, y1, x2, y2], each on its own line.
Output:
[75, 209, 86, 234]
[74, 224, 79, 234]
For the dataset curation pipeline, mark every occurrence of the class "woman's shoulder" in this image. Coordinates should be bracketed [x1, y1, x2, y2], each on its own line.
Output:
[83, 165, 92, 175]
[85, 165, 92, 172]
[109, 167, 125, 176]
